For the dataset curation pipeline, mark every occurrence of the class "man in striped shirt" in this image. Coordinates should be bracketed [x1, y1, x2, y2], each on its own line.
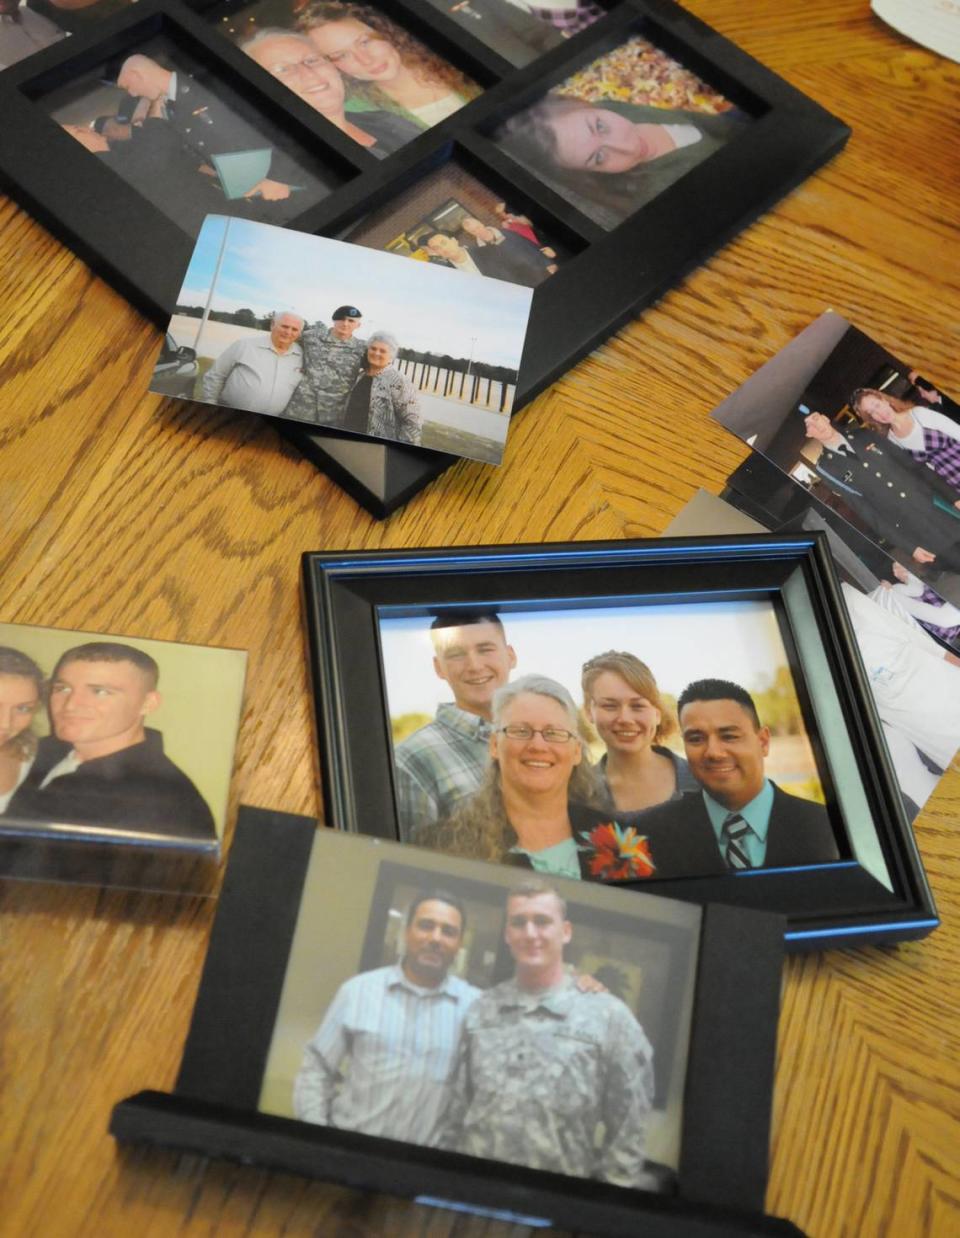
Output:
[293, 890, 478, 1144]
[394, 611, 517, 842]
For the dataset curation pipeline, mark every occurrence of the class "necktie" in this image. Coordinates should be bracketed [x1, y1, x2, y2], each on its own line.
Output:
[722, 812, 753, 869]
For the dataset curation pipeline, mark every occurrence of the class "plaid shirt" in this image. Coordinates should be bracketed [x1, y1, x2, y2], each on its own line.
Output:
[525, 2, 603, 35]
[393, 702, 492, 841]
[905, 427, 960, 492]
[916, 584, 960, 643]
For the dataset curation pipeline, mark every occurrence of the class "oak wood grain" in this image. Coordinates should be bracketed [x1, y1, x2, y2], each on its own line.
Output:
[1, 2, 958, 1234]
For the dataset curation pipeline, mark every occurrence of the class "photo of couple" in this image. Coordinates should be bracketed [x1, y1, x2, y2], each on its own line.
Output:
[492, 34, 751, 230]
[378, 599, 838, 883]
[156, 216, 533, 464]
[217, 0, 480, 157]
[260, 834, 701, 1194]
[0, 623, 246, 846]
[346, 162, 563, 289]
[46, 39, 335, 236]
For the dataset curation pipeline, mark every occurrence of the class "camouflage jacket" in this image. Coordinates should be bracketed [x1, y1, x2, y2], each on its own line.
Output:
[282, 323, 365, 426]
[441, 974, 654, 1187]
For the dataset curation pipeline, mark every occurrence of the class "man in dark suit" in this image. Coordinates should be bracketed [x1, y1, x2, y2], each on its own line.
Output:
[115, 53, 296, 203]
[638, 678, 838, 878]
[6, 642, 215, 842]
[459, 216, 556, 288]
[804, 411, 960, 574]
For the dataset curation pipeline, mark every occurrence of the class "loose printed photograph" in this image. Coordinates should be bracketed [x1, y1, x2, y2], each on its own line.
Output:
[260, 830, 701, 1195]
[155, 215, 534, 463]
[711, 458, 960, 821]
[0, 621, 246, 846]
[377, 598, 839, 881]
[710, 311, 960, 608]
[211, 0, 480, 156]
[345, 162, 565, 289]
[491, 33, 750, 230]
[43, 37, 338, 236]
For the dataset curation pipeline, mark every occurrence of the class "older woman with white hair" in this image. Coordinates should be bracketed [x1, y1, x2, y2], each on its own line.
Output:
[342, 330, 422, 445]
[414, 674, 657, 882]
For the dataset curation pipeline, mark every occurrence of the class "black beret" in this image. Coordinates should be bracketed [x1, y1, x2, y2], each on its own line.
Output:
[332, 305, 362, 320]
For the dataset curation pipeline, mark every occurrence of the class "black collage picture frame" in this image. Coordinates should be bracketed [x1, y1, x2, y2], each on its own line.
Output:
[111, 806, 802, 1237]
[0, 0, 850, 515]
[301, 532, 938, 950]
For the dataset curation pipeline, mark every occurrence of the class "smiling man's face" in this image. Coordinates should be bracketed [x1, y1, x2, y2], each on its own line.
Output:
[402, 899, 463, 987]
[432, 621, 516, 719]
[680, 697, 769, 811]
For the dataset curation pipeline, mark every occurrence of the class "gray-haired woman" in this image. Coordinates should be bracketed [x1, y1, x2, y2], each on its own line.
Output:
[342, 331, 422, 445]
[415, 674, 658, 882]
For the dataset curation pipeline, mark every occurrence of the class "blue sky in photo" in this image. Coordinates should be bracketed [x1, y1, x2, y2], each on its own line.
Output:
[175, 216, 534, 369]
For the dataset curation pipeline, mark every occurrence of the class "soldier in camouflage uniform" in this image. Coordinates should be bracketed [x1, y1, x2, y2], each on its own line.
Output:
[442, 877, 656, 1189]
[282, 304, 366, 426]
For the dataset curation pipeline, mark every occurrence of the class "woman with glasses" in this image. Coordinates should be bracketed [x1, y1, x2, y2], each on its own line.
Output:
[0, 647, 44, 814]
[241, 29, 420, 157]
[582, 651, 696, 819]
[415, 674, 654, 882]
[300, 2, 478, 130]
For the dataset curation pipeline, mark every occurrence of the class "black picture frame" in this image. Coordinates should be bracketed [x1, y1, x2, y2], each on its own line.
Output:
[0, 0, 850, 517]
[300, 532, 938, 950]
[111, 805, 802, 1237]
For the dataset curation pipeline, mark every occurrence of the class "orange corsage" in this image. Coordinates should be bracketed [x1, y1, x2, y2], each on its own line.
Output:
[581, 823, 655, 881]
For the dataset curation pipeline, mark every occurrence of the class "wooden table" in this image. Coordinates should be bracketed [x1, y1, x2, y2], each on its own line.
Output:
[1, 2, 958, 1234]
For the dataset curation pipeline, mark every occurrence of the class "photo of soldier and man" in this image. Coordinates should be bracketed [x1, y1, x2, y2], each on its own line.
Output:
[346, 163, 564, 290]
[710, 311, 960, 819]
[260, 833, 701, 1193]
[491, 34, 751, 231]
[377, 598, 839, 884]
[0, 621, 245, 847]
[44, 39, 336, 237]
[155, 215, 534, 464]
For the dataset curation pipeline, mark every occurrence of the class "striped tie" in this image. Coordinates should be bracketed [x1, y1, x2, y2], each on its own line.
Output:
[722, 812, 753, 869]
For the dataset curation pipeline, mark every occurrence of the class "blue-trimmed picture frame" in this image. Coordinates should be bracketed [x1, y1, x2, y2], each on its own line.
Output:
[301, 532, 938, 951]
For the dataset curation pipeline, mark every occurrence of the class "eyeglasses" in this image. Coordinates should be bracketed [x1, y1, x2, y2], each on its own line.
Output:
[497, 725, 577, 744]
[271, 55, 329, 78]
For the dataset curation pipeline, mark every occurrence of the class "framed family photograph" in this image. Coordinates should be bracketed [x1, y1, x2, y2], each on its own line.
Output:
[0, 619, 246, 892]
[154, 214, 533, 462]
[301, 533, 937, 949]
[0, 0, 850, 515]
[111, 807, 801, 1237]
